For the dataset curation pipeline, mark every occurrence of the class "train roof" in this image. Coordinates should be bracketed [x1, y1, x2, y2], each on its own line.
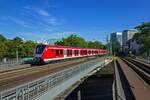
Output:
[38, 44, 106, 50]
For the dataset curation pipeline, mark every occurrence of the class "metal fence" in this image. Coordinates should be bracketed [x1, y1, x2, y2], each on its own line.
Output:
[0, 58, 27, 70]
[0, 58, 103, 100]
[0, 58, 23, 65]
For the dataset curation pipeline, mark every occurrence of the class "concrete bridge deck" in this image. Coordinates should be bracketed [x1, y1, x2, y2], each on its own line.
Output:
[0, 57, 113, 100]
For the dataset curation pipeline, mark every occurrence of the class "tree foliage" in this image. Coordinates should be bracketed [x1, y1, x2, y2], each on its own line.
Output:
[0, 34, 105, 59]
[0, 35, 7, 59]
[55, 34, 88, 47]
[112, 41, 121, 54]
[133, 21, 150, 55]
[55, 34, 105, 49]
[0, 34, 37, 59]
[87, 41, 104, 49]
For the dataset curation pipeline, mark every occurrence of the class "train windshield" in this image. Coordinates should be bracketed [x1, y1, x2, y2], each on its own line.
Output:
[36, 45, 46, 54]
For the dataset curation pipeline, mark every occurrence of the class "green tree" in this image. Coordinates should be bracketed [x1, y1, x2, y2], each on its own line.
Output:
[55, 34, 88, 47]
[87, 41, 104, 49]
[133, 21, 150, 56]
[19, 40, 37, 57]
[55, 34, 105, 49]
[0, 42, 7, 59]
[0, 34, 6, 41]
[5, 37, 24, 58]
[112, 41, 121, 55]
[0, 34, 7, 59]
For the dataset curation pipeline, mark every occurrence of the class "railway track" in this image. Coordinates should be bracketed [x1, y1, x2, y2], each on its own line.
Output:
[0, 57, 102, 92]
[0, 57, 93, 73]
[122, 58, 150, 85]
[116, 58, 150, 100]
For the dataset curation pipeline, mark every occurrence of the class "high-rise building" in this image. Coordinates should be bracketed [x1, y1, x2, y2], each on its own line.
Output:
[122, 29, 138, 46]
[122, 29, 138, 52]
[110, 32, 122, 45]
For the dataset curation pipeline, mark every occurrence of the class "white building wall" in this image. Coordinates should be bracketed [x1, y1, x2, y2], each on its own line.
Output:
[122, 29, 138, 52]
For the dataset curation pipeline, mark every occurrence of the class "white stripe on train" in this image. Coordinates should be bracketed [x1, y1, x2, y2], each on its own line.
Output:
[43, 53, 106, 62]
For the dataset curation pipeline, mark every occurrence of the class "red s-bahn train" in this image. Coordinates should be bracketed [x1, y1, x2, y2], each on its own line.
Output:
[33, 45, 108, 64]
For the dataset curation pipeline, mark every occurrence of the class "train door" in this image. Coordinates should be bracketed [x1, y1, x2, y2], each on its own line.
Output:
[64, 48, 67, 58]
[78, 49, 81, 56]
[72, 49, 75, 57]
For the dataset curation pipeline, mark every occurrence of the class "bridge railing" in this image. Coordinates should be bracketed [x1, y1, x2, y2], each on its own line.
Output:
[0, 58, 24, 69]
[0, 58, 103, 100]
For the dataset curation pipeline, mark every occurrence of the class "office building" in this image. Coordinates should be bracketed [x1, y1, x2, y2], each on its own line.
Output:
[110, 32, 122, 45]
[122, 29, 138, 52]
[122, 29, 138, 46]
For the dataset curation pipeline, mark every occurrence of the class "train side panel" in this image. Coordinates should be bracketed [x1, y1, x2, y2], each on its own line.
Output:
[34, 45, 108, 63]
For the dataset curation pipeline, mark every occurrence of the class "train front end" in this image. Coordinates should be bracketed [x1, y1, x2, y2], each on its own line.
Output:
[33, 45, 47, 64]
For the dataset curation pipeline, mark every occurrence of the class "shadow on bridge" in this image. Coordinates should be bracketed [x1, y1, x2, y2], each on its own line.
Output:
[65, 62, 114, 100]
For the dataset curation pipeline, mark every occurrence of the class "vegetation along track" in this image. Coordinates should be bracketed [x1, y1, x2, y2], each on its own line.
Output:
[121, 58, 150, 85]
[0, 57, 101, 92]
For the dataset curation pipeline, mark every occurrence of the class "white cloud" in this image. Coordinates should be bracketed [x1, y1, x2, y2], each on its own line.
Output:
[1, 16, 32, 28]
[42, 17, 61, 26]
[23, 6, 62, 29]
[23, 6, 51, 17]
[0, 5, 63, 38]
[48, 32, 77, 39]
[18, 32, 44, 40]
[37, 9, 50, 16]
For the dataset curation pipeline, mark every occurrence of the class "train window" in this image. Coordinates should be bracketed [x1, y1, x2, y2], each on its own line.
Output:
[67, 50, 71, 56]
[75, 50, 77, 55]
[75, 50, 78, 55]
[88, 50, 91, 54]
[77, 50, 79, 54]
[67, 50, 69, 55]
[36, 45, 46, 54]
[85, 50, 87, 54]
[92, 51, 94, 54]
[77, 50, 78, 54]
[56, 50, 59, 56]
[60, 50, 63, 56]
[83, 50, 86, 55]
[70, 50, 72, 55]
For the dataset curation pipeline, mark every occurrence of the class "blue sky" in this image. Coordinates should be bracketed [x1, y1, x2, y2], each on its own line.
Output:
[0, 0, 149, 43]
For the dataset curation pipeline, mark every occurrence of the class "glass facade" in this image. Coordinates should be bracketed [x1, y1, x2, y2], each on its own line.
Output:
[122, 29, 138, 46]
[110, 32, 122, 45]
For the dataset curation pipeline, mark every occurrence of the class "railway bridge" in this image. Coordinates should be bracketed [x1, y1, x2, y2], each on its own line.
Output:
[0, 56, 113, 100]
